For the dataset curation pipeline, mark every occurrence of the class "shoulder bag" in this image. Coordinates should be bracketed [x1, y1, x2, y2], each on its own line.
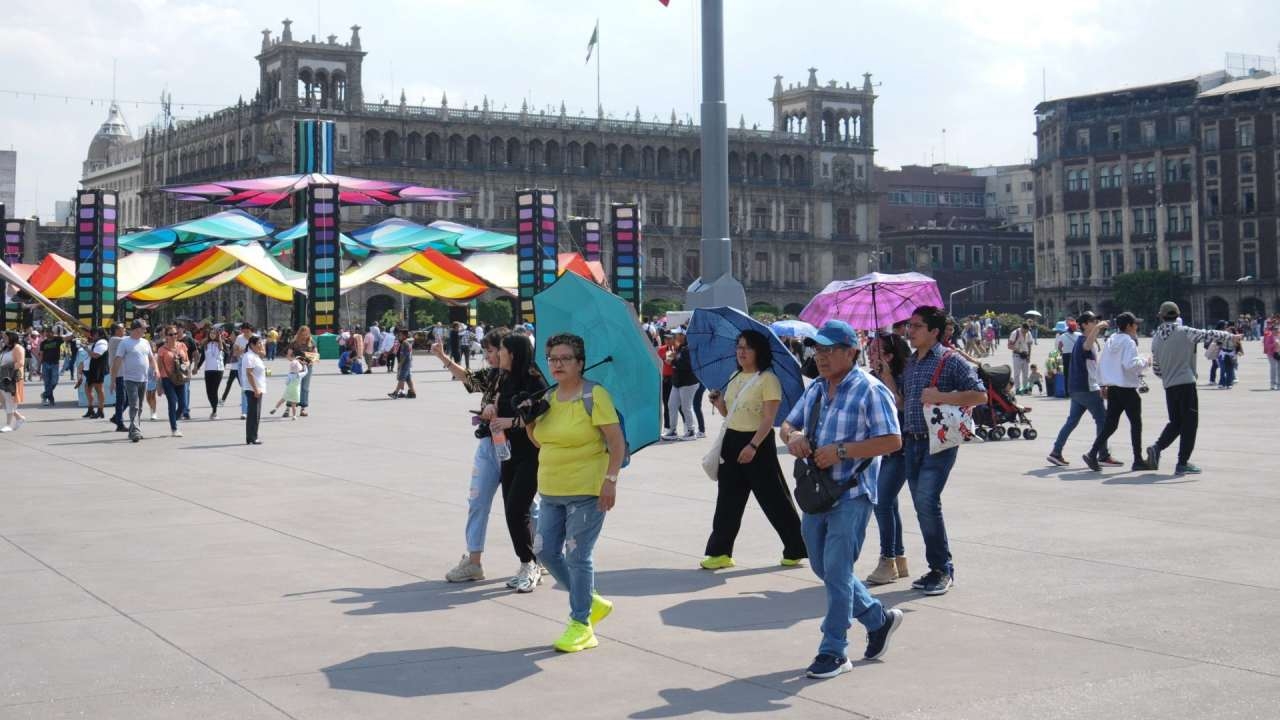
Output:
[170, 347, 190, 385]
[791, 389, 872, 514]
[701, 372, 763, 481]
[924, 350, 981, 454]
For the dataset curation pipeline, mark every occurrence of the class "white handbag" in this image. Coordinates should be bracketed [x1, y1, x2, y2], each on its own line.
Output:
[924, 351, 982, 454]
[702, 372, 764, 480]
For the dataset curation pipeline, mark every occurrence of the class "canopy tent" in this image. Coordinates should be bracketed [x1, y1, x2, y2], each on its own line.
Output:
[25, 254, 76, 298]
[0, 257, 80, 327]
[118, 252, 175, 294]
[118, 210, 275, 254]
[163, 173, 465, 209]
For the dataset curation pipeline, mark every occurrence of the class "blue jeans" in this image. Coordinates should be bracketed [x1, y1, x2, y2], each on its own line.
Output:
[465, 439, 503, 553]
[536, 494, 606, 625]
[873, 453, 907, 558]
[801, 495, 886, 658]
[111, 377, 126, 423]
[1052, 390, 1107, 456]
[904, 438, 958, 575]
[160, 378, 182, 432]
[299, 369, 312, 408]
[41, 361, 59, 402]
[1218, 356, 1236, 387]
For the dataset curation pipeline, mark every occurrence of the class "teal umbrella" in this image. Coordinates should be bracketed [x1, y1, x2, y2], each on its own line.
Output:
[533, 272, 662, 453]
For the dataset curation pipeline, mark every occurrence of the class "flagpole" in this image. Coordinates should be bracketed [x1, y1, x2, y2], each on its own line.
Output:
[595, 19, 601, 121]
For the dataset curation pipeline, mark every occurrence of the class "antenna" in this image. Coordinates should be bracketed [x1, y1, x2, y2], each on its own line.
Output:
[112, 59, 118, 104]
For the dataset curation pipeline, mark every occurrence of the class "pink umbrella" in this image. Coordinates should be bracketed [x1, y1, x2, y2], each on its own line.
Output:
[163, 173, 465, 209]
[799, 272, 944, 331]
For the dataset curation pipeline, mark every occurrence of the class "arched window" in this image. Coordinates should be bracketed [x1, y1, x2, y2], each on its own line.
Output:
[676, 148, 691, 176]
[545, 140, 561, 170]
[506, 138, 522, 166]
[1066, 169, 1078, 191]
[466, 135, 482, 164]
[528, 139, 544, 166]
[424, 133, 440, 161]
[761, 154, 776, 182]
[363, 129, 381, 161]
[620, 145, 637, 172]
[583, 142, 599, 171]
[383, 130, 401, 161]
[641, 146, 656, 175]
[448, 134, 464, 163]
[489, 137, 504, 166]
[406, 132, 422, 161]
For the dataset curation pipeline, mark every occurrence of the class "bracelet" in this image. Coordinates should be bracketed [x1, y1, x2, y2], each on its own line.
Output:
[748, 441, 759, 449]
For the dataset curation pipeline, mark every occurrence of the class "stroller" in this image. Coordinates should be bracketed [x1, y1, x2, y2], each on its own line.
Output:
[972, 363, 1037, 441]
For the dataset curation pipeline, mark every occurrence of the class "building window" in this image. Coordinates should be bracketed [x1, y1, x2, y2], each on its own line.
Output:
[1011, 280, 1023, 299]
[684, 250, 701, 282]
[750, 205, 769, 230]
[1182, 246, 1194, 276]
[1114, 249, 1125, 274]
[1108, 125, 1122, 149]
[786, 253, 802, 283]
[649, 203, 666, 227]
[930, 245, 942, 269]
[1242, 220, 1257, 239]
[339, 134, 348, 150]
[1207, 189, 1220, 217]
[1102, 251, 1113, 278]
[1068, 213, 1079, 238]
[753, 252, 770, 282]
[1112, 209, 1122, 236]
[1242, 242, 1258, 277]
[1066, 169, 1078, 192]
[1101, 212, 1111, 237]
[1242, 184, 1256, 214]
[1237, 120, 1254, 147]
[971, 245, 984, 268]
[498, 205, 513, 221]
[952, 245, 965, 269]
[1076, 128, 1090, 150]
[1181, 205, 1192, 232]
[1207, 222, 1221, 241]
[1167, 206, 1180, 233]
[1204, 126, 1219, 151]
[1240, 154, 1254, 175]
[1205, 158, 1219, 177]
[1175, 116, 1191, 140]
[1133, 208, 1145, 235]
[1144, 161, 1155, 185]
[682, 203, 701, 228]
[1010, 246, 1022, 266]
[1131, 163, 1143, 186]
[1207, 244, 1223, 280]
[1133, 248, 1145, 271]
[990, 246, 1001, 269]
[1082, 215, 1091, 238]
[1141, 120, 1156, 144]
[1070, 252, 1081, 279]
[1078, 168, 1090, 190]
[650, 248, 666, 278]
[785, 206, 803, 232]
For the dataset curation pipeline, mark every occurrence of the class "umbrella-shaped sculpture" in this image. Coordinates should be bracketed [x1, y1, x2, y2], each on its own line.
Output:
[270, 220, 368, 258]
[687, 307, 804, 426]
[799, 272, 944, 331]
[770, 319, 818, 340]
[163, 173, 465, 209]
[118, 210, 275, 254]
[533, 272, 662, 453]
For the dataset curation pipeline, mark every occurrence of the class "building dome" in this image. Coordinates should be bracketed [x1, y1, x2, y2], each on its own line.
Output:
[83, 103, 133, 174]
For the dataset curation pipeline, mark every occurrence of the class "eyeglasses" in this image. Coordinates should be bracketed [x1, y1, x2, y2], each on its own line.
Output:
[546, 355, 579, 366]
[814, 345, 847, 355]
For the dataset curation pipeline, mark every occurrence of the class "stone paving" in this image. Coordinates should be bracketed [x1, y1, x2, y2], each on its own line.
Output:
[1, 339, 1279, 719]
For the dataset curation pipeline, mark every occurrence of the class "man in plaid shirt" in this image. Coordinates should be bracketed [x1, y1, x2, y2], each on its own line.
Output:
[781, 320, 904, 680]
[901, 306, 986, 596]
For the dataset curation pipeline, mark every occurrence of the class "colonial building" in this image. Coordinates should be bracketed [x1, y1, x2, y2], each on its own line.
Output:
[80, 104, 146, 229]
[1032, 71, 1280, 324]
[75, 20, 882, 326]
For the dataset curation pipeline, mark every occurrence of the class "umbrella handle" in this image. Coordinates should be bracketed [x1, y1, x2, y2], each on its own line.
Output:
[542, 355, 614, 394]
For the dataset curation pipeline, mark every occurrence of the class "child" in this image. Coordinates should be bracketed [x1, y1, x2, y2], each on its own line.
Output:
[270, 348, 306, 419]
[1028, 364, 1044, 395]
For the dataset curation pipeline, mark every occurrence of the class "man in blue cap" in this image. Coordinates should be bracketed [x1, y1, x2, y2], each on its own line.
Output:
[781, 319, 904, 679]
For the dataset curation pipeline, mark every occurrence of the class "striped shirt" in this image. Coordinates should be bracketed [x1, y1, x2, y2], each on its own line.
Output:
[785, 367, 901, 505]
[902, 343, 985, 434]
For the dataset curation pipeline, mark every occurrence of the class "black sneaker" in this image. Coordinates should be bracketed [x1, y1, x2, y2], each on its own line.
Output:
[1098, 456, 1124, 467]
[1046, 452, 1069, 467]
[115, 424, 129, 433]
[910, 571, 931, 590]
[805, 653, 852, 679]
[1175, 463, 1202, 475]
[82, 409, 94, 418]
[1082, 453, 1101, 472]
[921, 569, 954, 596]
[864, 608, 904, 660]
[1131, 460, 1155, 472]
[1145, 444, 1161, 471]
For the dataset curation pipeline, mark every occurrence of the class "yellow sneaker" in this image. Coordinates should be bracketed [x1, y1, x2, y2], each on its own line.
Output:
[553, 620, 598, 653]
[699, 555, 735, 570]
[780, 557, 804, 567]
[590, 593, 613, 626]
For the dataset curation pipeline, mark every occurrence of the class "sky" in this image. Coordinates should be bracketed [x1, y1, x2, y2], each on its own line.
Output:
[2, 0, 1278, 218]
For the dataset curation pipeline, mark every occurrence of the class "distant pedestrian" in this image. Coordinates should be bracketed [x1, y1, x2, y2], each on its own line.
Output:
[388, 329, 416, 399]
[111, 320, 158, 442]
[1084, 313, 1152, 472]
[241, 335, 266, 445]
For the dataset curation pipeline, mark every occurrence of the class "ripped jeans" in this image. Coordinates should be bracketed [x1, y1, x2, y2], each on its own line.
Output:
[464, 439, 503, 553]
[535, 494, 606, 625]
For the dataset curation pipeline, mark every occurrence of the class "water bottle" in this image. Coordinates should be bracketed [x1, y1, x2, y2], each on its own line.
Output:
[493, 428, 512, 461]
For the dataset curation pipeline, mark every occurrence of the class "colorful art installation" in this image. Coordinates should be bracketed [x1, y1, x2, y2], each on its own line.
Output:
[580, 218, 603, 263]
[2, 217, 25, 329]
[118, 210, 274, 254]
[164, 174, 464, 209]
[306, 184, 340, 332]
[610, 203, 642, 313]
[0, 257, 78, 327]
[294, 119, 336, 175]
[514, 189, 559, 324]
[74, 190, 118, 328]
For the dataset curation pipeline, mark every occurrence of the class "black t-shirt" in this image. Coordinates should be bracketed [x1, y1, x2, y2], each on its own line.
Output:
[40, 337, 63, 364]
[497, 370, 548, 457]
[672, 346, 698, 387]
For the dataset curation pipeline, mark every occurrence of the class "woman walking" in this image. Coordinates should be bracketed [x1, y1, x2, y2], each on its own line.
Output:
[85, 328, 110, 419]
[528, 333, 626, 653]
[202, 329, 227, 419]
[701, 330, 807, 570]
[1, 331, 27, 432]
[289, 326, 318, 417]
[485, 334, 548, 592]
[663, 332, 699, 441]
[435, 328, 510, 582]
[864, 332, 913, 585]
[241, 336, 266, 445]
[156, 325, 190, 437]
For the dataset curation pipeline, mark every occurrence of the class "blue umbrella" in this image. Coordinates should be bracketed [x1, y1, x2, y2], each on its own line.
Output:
[770, 319, 818, 339]
[533, 272, 662, 453]
[688, 307, 805, 426]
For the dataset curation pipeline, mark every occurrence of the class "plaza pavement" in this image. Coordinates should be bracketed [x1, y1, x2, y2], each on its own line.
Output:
[1, 339, 1279, 719]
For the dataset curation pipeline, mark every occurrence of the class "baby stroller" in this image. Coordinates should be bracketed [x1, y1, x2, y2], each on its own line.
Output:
[972, 363, 1037, 441]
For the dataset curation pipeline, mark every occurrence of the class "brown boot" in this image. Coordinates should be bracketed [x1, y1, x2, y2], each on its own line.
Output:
[865, 556, 899, 586]
[894, 555, 910, 579]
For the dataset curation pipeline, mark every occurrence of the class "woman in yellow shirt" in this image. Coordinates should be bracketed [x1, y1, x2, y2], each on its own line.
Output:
[529, 333, 626, 653]
[701, 330, 806, 570]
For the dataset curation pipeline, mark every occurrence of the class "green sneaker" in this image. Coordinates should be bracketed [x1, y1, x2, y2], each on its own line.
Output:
[590, 593, 613, 626]
[553, 620, 598, 653]
[1175, 463, 1202, 475]
[699, 555, 735, 570]
[780, 558, 804, 567]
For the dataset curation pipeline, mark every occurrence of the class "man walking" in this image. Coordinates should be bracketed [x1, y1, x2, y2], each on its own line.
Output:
[106, 324, 127, 430]
[110, 320, 157, 442]
[1084, 313, 1153, 471]
[780, 320, 904, 679]
[902, 306, 987, 595]
[1146, 301, 1243, 474]
[38, 327, 63, 405]
[1047, 312, 1122, 468]
[1008, 321, 1033, 394]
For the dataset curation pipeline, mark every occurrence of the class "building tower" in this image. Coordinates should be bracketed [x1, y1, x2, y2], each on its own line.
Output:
[82, 103, 132, 177]
[256, 19, 366, 112]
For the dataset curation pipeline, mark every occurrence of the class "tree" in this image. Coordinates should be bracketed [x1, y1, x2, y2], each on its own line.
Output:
[477, 300, 512, 327]
[641, 297, 682, 319]
[1111, 270, 1187, 330]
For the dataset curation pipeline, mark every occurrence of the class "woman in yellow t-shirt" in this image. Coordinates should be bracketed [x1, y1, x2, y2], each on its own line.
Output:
[529, 333, 626, 654]
[701, 330, 806, 570]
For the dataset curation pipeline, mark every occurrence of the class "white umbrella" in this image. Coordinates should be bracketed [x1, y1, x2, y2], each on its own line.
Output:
[1023, 310, 1043, 318]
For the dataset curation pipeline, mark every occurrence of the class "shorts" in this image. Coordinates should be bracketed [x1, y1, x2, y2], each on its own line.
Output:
[397, 363, 412, 383]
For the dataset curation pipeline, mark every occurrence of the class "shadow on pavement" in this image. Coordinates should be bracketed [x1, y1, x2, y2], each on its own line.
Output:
[1102, 474, 1197, 485]
[629, 669, 808, 718]
[286, 579, 513, 615]
[594, 565, 802, 598]
[658, 585, 918, 633]
[322, 645, 556, 697]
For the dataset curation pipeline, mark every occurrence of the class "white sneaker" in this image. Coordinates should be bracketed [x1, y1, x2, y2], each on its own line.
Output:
[240, 414, 247, 420]
[445, 554, 484, 583]
[514, 561, 541, 593]
[150, 413, 158, 421]
[696, 431, 706, 439]
[172, 429, 183, 438]
[12, 418, 24, 431]
[0, 426, 11, 433]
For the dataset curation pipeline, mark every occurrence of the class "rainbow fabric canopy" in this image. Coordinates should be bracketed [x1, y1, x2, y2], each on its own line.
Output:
[163, 174, 465, 209]
[118, 210, 275, 254]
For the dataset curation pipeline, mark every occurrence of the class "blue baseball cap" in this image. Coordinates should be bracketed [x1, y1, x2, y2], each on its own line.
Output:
[814, 320, 859, 348]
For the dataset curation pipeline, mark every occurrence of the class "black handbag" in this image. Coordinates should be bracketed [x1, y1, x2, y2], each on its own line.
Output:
[791, 391, 871, 514]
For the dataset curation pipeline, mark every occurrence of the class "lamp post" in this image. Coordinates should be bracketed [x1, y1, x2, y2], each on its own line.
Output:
[949, 280, 986, 318]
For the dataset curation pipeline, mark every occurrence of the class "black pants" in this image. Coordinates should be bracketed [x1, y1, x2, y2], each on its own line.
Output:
[705, 429, 807, 560]
[500, 449, 539, 564]
[693, 385, 707, 433]
[661, 377, 673, 430]
[244, 390, 262, 443]
[1061, 355, 1071, 393]
[221, 370, 240, 402]
[1154, 384, 1198, 465]
[204, 371, 223, 414]
[1091, 386, 1142, 459]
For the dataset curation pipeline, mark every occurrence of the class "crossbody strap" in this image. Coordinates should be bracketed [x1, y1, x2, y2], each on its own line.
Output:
[928, 350, 953, 389]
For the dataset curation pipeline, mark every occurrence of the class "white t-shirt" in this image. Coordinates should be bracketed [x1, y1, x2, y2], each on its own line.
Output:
[378, 332, 395, 354]
[203, 340, 225, 372]
[239, 350, 266, 393]
[228, 334, 249, 370]
[91, 338, 109, 359]
[116, 337, 154, 383]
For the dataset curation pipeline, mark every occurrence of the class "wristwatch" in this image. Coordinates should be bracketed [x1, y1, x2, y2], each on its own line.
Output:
[604, 474, 618, 484]
[836, 443, 848, 460]
[748, 440, 759, 450]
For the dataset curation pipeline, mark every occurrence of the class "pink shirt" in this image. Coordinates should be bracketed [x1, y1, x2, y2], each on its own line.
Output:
[1264, 330, 1277, 356]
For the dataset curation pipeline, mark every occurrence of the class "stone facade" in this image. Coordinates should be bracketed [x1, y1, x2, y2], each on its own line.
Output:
[85, 21, 880, 326]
